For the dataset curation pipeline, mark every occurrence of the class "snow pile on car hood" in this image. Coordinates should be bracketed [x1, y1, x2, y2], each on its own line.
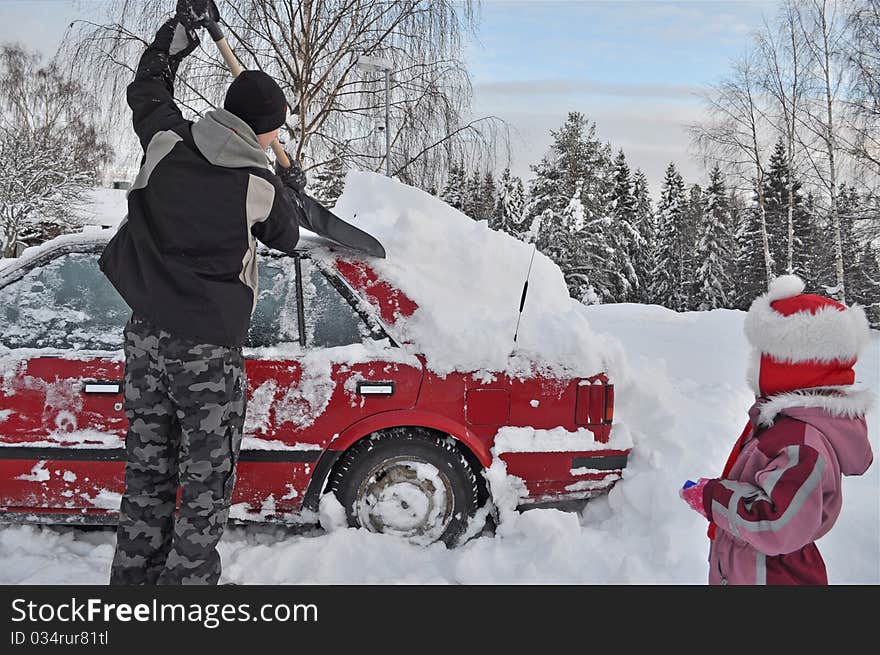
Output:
[332, 172, 624, 378]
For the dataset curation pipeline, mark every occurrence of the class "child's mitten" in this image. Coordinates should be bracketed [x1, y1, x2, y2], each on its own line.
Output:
[679, 478, 712, 518]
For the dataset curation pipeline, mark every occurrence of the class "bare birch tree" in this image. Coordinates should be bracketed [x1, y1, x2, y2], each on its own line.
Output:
[845, 0, 880, 176]
[0, 45, 111, 257]
[690, 52, 775, 286]
[758, 1, 808, 275]
[794, 0, 848, 302]
[62, 0, 503, 192]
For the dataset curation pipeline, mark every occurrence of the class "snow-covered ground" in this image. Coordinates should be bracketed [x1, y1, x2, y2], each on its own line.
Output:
[1, 304, 876, 584]
[0, 174, 877, 584]
[75, 187, 128, 228]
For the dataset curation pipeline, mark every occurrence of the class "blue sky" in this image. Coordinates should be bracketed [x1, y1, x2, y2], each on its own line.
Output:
[464, 0, 779, 190]
[0, 0, 780, 192]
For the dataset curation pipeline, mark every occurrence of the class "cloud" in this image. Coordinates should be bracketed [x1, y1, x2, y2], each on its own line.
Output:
[467, 100, 711, 198]
[603, 0, 776, 40]
[474, 78, 707, 99]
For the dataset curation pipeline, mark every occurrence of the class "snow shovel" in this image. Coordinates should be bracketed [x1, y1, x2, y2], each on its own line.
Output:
[196, 1, 387, 259]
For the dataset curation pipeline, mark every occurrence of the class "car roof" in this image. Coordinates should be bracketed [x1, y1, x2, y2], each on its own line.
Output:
[0, 227, 413, 328]
[0, 227, 339, 280]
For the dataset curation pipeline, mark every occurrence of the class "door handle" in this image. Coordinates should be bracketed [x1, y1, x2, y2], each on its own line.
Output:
[356, 381, 395, 396]
[83, 381, 122, 394]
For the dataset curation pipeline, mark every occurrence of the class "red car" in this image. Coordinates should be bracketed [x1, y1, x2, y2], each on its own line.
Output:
[0, 229, 627, 546]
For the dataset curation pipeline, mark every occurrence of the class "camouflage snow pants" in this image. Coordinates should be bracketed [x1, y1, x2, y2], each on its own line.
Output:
[110, 313, 246, 585]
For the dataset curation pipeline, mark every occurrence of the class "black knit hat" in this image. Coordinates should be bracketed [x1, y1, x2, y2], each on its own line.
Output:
[223, 70, 288, 135]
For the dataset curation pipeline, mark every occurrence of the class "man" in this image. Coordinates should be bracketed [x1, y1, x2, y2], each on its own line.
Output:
[100, 1, 307, 585]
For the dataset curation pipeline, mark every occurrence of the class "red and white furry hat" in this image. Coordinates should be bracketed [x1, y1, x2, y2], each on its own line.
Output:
[744, 275, 874, 425]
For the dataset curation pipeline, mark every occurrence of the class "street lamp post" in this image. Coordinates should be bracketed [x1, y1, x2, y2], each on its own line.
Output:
[357, 54, 393, 177]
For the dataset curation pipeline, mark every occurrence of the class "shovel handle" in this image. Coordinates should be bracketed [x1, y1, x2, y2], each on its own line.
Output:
[215, 37, 242, 76]
[206, 21, 291, 169]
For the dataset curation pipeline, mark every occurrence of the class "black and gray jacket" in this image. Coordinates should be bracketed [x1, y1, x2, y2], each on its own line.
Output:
[99, 18, 304, 347]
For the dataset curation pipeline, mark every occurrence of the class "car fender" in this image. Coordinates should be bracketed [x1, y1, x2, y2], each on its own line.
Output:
[329, 409, 492, 466]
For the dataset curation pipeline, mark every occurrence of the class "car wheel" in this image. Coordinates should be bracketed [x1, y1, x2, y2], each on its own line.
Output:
[327, 428, 479, 547]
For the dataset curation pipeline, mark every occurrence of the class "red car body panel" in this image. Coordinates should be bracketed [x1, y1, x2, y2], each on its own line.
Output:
[0, 240, 629, 525]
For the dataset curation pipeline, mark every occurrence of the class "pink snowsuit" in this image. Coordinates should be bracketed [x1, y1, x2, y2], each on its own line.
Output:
[703, 399, 873, 585]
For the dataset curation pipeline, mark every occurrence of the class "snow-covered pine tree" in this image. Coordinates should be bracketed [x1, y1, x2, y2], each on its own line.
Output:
[734, 156, 809, 310]
[524, 158, 561, 227]
[527, 112, 616, 303]
[526, 113, 597, 221]
[682, 184, 705, 309]
[651, 163, 689, 311]
[852, 244, 880, 327]
[632, 169, 656, 303]
[726, 190, 745, 293]
[838, 184, 859, 292]
[606, 150, 641, 302]
[561, 187, 605, 304]
[535, 198, 571, 281]
[462, 169, 482, 220]
[694, 166, 734, 310]
[761, 138, 814, 280]
[441, 161, 465, 211]
[801, 190, 836, 293]
[734, 204, 770, 310]
[492, 168, 526, 236]
[308, 150, 347, 208]
[477, 170, 496, 223]
[789, 187, 816, 288]
[807, 185, 862, 299]
[763, 139, 789, 276]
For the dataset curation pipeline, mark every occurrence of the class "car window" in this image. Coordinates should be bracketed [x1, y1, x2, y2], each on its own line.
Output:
[247, 257, 301, 348]
[0, 251, 130, 350]
[301, 259, 370, 348]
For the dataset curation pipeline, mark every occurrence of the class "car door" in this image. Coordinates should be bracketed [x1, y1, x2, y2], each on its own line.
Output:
[234, 254, 424, 517]
[0, 246, 130, 514]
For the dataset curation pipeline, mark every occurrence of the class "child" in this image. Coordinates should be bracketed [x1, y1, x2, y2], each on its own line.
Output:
[680, 275, 874, 585]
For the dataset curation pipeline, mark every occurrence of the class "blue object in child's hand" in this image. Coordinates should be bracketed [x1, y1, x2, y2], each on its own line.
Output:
[682, 480, 697, 490]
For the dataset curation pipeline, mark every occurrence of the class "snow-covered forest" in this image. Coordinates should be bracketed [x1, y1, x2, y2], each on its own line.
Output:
[427, 0, 880, 322]
[435, 112, 880, 324]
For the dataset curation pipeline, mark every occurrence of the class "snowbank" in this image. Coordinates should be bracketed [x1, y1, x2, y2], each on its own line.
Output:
[332, 172, 624, 379]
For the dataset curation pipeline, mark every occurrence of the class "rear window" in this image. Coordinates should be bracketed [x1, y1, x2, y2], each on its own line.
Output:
[0, 252, 129, 350]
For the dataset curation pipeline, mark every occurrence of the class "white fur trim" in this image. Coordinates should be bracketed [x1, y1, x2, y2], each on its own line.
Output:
[746, 348, 761, 395]
[744, 291, 870, 363]
[767, 275, 805, 301]
[756, 388, 876, 427]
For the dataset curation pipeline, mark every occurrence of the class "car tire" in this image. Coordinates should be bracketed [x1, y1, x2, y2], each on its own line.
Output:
[326, 428, 479, 547]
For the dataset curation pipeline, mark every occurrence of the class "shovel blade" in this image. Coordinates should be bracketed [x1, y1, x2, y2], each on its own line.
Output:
[296, 192, 386, 259]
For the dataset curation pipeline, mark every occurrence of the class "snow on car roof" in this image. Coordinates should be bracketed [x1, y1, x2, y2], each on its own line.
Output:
[331, 172, 622, 379]
[0, 225, 337, 279]
[0, 227, 116, 280]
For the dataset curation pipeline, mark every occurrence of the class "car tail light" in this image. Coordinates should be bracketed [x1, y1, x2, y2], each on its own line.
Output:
[575, 376, 613, 427]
